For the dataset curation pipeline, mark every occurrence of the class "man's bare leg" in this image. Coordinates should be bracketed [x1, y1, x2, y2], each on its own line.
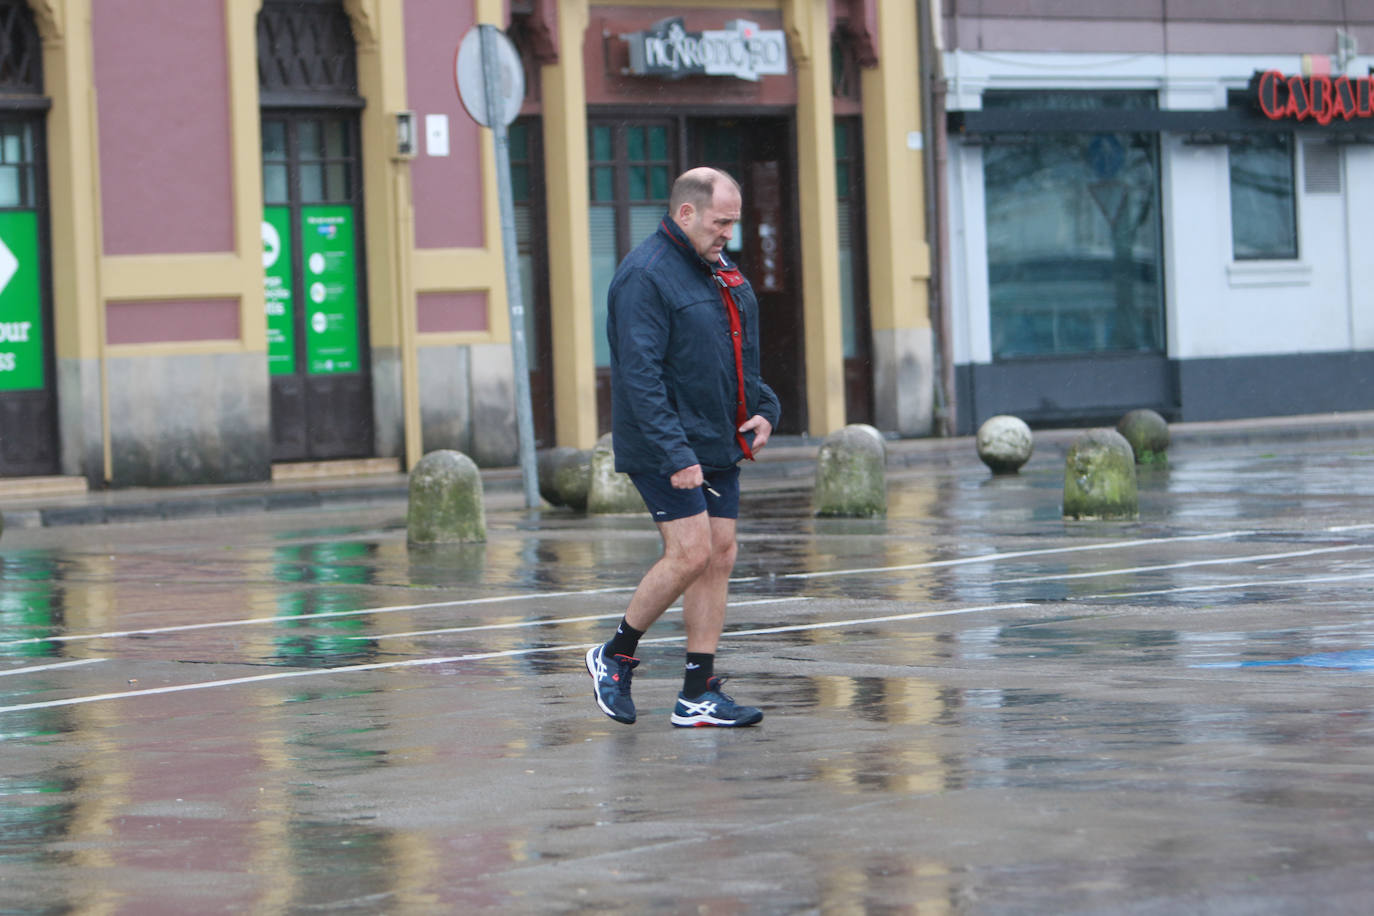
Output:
[622, 512, 713, 633]
[681, 516, 737, 654]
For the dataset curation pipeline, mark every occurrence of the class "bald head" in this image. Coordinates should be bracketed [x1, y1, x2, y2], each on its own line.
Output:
[670, 167, 742, 261]
[669, 167, 741, 218]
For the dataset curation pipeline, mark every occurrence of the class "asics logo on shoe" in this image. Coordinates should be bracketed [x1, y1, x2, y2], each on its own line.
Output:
[677, 698, 718, 717]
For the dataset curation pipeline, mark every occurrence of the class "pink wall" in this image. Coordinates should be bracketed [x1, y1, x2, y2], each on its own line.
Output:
[417, 292, 488, 333]
[406, 0, 487, 250]
[105, 300, 241, 345]
[93, 0, 235, 256]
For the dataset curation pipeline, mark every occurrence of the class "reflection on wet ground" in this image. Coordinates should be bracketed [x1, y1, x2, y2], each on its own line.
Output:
[3, 436, 1374, 910]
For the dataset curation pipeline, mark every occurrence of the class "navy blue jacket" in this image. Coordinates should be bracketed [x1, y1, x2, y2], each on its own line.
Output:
[608, 217, 781, 475]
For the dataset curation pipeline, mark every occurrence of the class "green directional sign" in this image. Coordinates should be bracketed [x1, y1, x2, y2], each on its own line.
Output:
[0, 210, 43, 392]
[262, 206, 296, 375]
[300, 205, 360, 375]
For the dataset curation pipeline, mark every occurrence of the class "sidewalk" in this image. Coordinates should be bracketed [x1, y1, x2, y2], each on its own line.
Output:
[3, 410, 1372, 530]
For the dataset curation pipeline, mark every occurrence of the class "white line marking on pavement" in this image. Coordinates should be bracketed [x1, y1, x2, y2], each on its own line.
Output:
[779, 531, 1258, 580]
[0, 658, 107, 677]
[1081, 570, 1374, 600]
[363, 596, 813, 641]
[0, 601, 1032, 715]
[992, 544, 1368, 585]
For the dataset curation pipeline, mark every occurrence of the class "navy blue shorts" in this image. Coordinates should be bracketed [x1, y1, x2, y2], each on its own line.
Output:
[629, 466, 741, 522]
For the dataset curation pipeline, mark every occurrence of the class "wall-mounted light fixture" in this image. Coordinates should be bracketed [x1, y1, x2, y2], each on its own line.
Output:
[394, 111, 417, 159]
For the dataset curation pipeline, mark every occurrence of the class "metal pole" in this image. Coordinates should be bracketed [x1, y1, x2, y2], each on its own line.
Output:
[479, 24, 540, 509]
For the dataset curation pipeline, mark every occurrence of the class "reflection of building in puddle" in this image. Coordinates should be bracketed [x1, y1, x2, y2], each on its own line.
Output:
[0, 553, 62, 661]
[810, 675, 946, 795]
[272, 542, 379, 666]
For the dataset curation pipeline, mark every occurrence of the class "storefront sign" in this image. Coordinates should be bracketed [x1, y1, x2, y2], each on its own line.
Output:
[262, 206, 296, 375]
[301, 206, 361, 375]
[1253, 69, 1374, 125]
[624, 18, 787, 82]
[0, 211, 43, 392]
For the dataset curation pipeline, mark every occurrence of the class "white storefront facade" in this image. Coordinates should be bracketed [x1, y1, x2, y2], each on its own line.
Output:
[943, 48, 1374, 433]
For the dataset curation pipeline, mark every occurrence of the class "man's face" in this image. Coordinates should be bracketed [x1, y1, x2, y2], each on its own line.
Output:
[679, 185, 742, 262]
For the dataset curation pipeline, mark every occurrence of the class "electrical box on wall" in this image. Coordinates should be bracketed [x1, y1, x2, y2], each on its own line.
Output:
[394, 111, 416, 159]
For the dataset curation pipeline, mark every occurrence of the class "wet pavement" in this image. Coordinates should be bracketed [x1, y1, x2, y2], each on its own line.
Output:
[3, 416, 1374, 914]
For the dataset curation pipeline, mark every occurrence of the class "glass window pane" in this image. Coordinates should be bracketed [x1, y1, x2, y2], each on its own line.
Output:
[838, 201, 857, 358]
[629, 205, 661, 247]
[262, 121, 287, 158]
[984, 128, 1164, 358]
[511, 164, 530, 202]
[263, 163, 289, 204]
[589, 207, 618, 367]
[650, 166, 669, 201]
[324, 163, 349, 201]
[648, 126, 668, 160]
[509, 122, 527, 159]
[0, 165, 20, 208]
[323, 121, 349, 159]
[835, 121, 849, 159]
[1230, 137, 1297, 260]
[298, 121, 321, 159]
[592, 125, 612, 162]
[628, 165, 646, 201]
[300, 163, 324, 203]
[592, 165, 614, 202]
[2, 131, 21, 164]
[627, 126, 644, 162]
[836, 162, 850, 195]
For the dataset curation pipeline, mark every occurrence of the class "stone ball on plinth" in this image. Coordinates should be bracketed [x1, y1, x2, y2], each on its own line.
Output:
[976, 415, 1034, 475]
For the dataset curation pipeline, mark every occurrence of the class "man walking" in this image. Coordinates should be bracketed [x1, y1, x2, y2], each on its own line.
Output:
[585, 166, 781, 728]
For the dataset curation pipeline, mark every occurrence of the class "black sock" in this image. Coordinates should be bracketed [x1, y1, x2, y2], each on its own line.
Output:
[683, 652, 714, 697]
[606, 617, 644, 658]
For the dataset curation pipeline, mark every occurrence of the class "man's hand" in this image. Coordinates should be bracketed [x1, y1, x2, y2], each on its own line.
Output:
[670, 464, 704, 489]
[740, 415, 773, 452]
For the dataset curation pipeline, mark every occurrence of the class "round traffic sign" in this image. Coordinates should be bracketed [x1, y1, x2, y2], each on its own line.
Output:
[455, 25, 524, 128]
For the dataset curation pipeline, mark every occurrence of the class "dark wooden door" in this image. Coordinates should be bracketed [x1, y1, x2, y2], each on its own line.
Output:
[261, 112, 373, 461]
[691, 118, 807, 435]
[0, 114, 58, 476]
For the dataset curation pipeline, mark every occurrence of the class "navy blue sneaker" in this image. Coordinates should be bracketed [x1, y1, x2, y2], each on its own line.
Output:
[670, 676, 762, 727]
[585, 643, 638, 724]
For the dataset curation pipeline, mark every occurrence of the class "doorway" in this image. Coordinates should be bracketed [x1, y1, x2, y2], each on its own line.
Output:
[261, 111, 374, 461]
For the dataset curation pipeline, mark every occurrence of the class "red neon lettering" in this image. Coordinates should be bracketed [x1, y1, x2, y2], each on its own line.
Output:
[1363, 77, 1374, 118]
[1257, 70, 1285, 119]
[1285, 75, 1311, 120]
[1332, 76, 1356, 121]
[1311, 75, 1333, 125]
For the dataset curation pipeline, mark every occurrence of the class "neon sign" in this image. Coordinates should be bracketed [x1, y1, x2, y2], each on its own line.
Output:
[1253, 69, 1374, 125]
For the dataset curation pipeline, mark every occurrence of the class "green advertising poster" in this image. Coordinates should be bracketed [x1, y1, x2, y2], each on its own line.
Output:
[262, 206, 296, 375]
[300, 205, 360, 375]
[0, 210, 44, 392]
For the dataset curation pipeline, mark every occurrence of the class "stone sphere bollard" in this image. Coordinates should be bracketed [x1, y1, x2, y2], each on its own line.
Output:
[976, 415, 1034, 474]
[537, 446, 592, 510]
[1116, 408, 1170, 466]
[407, 449, 487, 544]
[587, 433, 646, 514]
[814, 424, 887, 518]
[1063, 429, 1139, 520]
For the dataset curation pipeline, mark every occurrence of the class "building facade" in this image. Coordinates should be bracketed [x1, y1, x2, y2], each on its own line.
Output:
[0, 0, 937, 488]
[941, 2, 1374, 433]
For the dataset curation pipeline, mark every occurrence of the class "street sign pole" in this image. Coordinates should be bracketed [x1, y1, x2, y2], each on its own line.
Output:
[465, 24, 539, 510]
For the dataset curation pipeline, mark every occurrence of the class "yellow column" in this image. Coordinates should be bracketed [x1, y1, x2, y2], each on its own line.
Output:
[784, 0, 846, 437]
[37, 0, 107, 481]
[862, 0, 934, 436]
[540, 0, 598, 449]
[346, 0, 421, 467]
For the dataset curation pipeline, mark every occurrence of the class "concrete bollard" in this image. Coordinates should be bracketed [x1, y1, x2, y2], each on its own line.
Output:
[587, 433, 646, 515]
[976, 415, 1034, 475]
[406, 449, 487, 544]
[1117, 408, 1171, 466]
[537, 446, 592, 510]
[1063, 429, 1138, 520]
[814, 424, 887, 518]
